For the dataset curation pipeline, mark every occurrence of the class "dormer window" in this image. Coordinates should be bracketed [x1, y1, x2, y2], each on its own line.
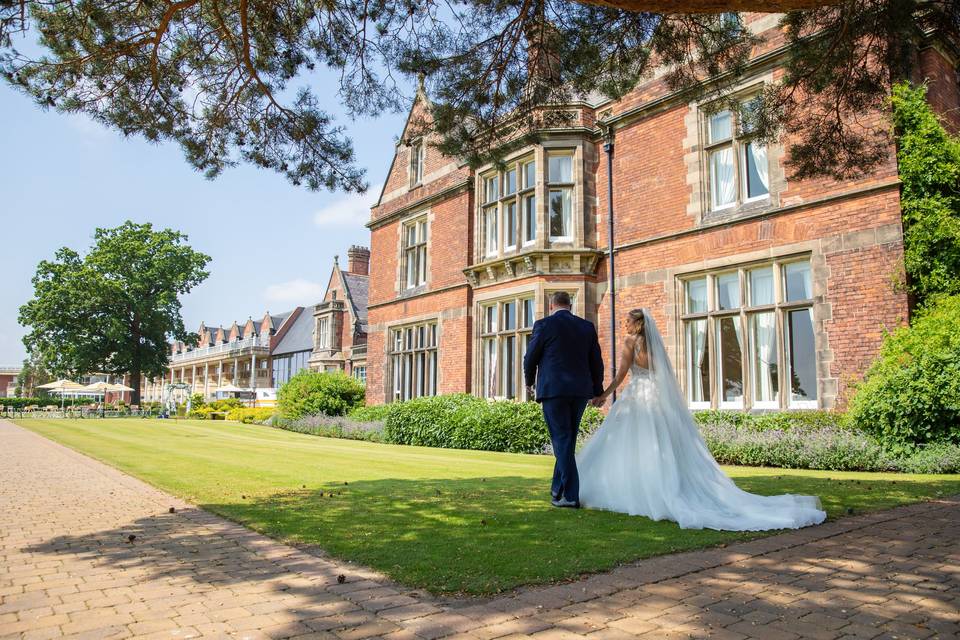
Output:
[409, 139, 424, 188]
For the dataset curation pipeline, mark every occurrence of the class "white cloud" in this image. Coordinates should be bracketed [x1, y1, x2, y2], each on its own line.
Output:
[264, 279, 326, 304]
[312, 184, 382, 227]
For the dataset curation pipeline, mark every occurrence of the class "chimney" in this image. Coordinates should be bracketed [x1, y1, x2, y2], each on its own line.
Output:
[347, 245, 370, 275]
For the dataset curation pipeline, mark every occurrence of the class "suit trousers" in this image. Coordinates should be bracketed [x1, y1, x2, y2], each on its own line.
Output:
[541, 396, 589, 502]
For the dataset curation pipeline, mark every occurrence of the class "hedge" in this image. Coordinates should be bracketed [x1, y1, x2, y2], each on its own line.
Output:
[381, 394, 603, 454]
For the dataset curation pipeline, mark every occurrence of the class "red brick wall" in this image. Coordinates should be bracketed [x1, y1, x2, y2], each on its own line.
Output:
[917, 47, 960, 134]
[824, 241, 909, 405]
[366, 287, 471, 404]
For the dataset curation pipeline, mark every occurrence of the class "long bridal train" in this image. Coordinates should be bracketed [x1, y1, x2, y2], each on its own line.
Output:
[577, 309, 826, 532]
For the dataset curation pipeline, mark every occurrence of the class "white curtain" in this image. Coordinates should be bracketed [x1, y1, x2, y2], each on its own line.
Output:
[754, 312, 777, 403]
[750, 268, 774, 306]
[711, 148, 736, 207]
[751, 143, 769, 192]
[687, 320, 707, 402]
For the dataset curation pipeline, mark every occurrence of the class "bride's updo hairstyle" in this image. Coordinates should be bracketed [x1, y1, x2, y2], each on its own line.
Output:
[626, 309, 646, 337]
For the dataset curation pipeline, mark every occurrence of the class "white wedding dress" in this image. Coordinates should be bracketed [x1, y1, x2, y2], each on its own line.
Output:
[577, 309, 826, 531]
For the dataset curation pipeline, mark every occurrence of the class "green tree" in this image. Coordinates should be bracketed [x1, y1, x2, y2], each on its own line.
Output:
[890, 81, 960, 305]
[14, 351, 51, 397]
[18, 221, 210, 405]
[2, 1, 955, 189]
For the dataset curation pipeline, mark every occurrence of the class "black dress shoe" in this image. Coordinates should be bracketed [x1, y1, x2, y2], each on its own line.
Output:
[551, 497, 581, 509]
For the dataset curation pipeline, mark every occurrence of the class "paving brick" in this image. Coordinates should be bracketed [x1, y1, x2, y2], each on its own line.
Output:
[2, 419, 960, 640]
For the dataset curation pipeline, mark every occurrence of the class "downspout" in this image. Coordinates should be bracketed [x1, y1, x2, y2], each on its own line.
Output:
[603, 125, 617, 402]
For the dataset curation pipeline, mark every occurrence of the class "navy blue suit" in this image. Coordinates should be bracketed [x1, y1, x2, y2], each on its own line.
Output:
[523, 309, 604, 503]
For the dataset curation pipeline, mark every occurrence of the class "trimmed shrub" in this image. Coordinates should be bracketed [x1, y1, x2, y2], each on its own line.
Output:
[699, 422, 892, 471]
[895, 443, 960, 474]
[693, 410, 847, 432]
[277, 371, 365, 419]
[275, 414, 385, 442]
[226, 407, 276, 424]
[847, 294, 960, 454]
[349, 404, 392, 422]
[187, 406, 217, 420]
[383, 394, 604, 454]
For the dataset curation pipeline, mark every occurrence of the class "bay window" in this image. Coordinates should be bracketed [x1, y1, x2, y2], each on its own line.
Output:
[480, 156, 535, 259]
[680, 257, 816, 410]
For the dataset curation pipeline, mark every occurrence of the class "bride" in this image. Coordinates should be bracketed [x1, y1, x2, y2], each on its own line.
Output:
[577, 308, 826, 531]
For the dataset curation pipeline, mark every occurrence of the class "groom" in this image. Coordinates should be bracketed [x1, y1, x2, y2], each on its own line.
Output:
[523, 291, 604, 508]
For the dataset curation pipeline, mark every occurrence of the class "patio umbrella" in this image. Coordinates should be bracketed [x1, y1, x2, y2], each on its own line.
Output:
[84, 381, 112, 406]
[37, 379, 86, 410]
[107, 383, 135, 406]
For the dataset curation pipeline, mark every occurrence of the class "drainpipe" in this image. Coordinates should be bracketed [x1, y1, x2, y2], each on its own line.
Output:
[603, 125, 617, 402]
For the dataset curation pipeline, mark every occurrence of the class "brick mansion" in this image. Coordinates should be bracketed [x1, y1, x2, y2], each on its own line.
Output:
[155, 12, 959, 411]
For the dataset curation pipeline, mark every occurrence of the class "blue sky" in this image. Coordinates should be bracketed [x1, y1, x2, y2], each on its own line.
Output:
[0, 71, 409, 365]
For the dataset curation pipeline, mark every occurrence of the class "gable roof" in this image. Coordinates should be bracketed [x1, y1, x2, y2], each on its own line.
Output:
[341, 271, 369, 334]
[272, 305, 317, 355]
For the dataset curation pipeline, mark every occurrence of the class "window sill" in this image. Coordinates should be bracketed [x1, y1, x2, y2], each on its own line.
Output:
[398, 284, 429, 299]
[703, 197, 773, 225]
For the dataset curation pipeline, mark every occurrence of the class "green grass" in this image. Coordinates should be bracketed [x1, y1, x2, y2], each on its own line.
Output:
[16, 418, 960, 595]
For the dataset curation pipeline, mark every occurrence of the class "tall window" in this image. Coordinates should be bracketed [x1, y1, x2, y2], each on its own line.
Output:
[403, 216, 428, 289]
[547, 152, 574, 241]
[680, 258, 816, 410]
[482, 174, 499, 257]
[479, 155, 535, 259]
[391, 321, 438, 401]
[705, 97, 769, 212]
[409, 139, 424, 188]
[317, 316, 331, 349]
[272, 350, 311, 387]
[480, 296, 535, 400]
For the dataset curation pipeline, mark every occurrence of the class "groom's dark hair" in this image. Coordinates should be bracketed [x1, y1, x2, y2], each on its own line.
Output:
[550, 291, 572, 308]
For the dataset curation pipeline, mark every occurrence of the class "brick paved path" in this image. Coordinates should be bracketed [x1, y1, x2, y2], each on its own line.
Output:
[2, 419, 958, 640]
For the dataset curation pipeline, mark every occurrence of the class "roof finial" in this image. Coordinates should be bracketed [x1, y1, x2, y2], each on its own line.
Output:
[334, 254, 339, 265]
[417, 72, 426, 95]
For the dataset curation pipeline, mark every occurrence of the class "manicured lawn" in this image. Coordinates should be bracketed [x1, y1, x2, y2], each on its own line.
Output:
[16, 418, 960, 595]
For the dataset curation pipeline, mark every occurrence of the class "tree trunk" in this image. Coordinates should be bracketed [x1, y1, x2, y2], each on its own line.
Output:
[130, 368, 142, 406]
[577, 0, 834, 12]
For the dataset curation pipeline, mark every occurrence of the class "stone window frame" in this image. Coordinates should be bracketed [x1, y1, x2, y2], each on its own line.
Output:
[478, 294, 536, 401]
[388, 318, 439, 402]
[546, 149, 576, 242]
[677, 254, 818, 412]
[685, 75, 785, 225]
[316, 315, 332, 350]
[472, 282, 587, 400]
[408, 138, 425, 189]
[702, 94, 770, 213]
[352, 365, 367, 386]
[399, 212, 429, 292]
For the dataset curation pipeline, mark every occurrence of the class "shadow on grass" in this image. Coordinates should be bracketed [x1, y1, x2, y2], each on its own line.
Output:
[193, 472, 960, 595]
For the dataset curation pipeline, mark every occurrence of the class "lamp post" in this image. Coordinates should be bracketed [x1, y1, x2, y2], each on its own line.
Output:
[603, 124, 617, 402]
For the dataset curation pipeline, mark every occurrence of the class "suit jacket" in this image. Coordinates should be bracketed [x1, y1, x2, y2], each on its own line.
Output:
[523, 309, 604, 401]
